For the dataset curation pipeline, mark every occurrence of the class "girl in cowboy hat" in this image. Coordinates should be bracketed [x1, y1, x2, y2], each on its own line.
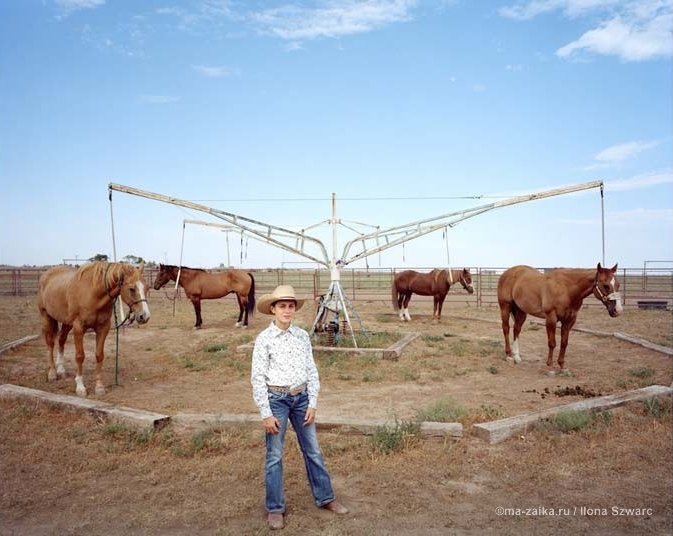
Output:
[251, 285, 348, 530]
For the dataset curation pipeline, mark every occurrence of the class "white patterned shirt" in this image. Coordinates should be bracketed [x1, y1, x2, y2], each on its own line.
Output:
[251, 321, 320, 419]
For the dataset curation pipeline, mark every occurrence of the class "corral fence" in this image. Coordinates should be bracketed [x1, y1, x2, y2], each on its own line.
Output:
[2, 266, 671, 311]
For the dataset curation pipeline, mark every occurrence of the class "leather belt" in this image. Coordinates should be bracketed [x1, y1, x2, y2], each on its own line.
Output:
[267, 383, 307, 395]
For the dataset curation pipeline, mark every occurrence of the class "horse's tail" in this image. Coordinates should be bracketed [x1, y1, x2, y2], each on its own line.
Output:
[246, 273, 256, 316]
[392, 278, 400, 312]
[510, 300, 520, 319]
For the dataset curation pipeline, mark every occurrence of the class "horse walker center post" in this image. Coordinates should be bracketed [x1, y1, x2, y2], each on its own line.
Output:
[108, 180, 607, 347]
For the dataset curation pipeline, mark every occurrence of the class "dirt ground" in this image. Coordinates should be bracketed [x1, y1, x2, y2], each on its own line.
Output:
[1, 293, 672, 535]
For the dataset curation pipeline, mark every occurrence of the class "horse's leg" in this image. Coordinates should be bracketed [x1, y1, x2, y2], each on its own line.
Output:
[56, 323, 73, 378]
[92, 322, 111, 396]
[235, 294, 246, 328]
[432, 295, 439, 323]
[41, 314, 59, 382]
[72, 325, 87, 396]
[498, 302, 512, 359]
[544, 316, 558, 374]
[511, 310, 527, 364]
[402, 292, 412, 321]
[436, 294, 447, 322]
[192, 298, 202, 329]
[396, 292, 405, 321]
[557, 314, 577, 371]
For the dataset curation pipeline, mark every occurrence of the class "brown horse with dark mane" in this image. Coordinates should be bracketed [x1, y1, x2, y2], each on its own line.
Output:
[37, 261, 151, 396]
[497, 263, 622, 374]
[393, 268, 474, 322]
[153, 264, 255, 329]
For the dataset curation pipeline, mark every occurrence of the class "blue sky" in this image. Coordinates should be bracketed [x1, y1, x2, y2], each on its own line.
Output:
[1, 0, 671, 271]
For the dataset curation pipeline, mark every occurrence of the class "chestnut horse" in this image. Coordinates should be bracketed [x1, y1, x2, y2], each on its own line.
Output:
[497, 263, 622, 374]
[393, 268, 474, 322]
[37, 261, 151, 396]
[153, 264, 255, 329]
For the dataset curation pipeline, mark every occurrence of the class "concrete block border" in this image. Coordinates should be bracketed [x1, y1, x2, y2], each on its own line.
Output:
[472, 384, 673, 444]
[0, 383, 462, 440]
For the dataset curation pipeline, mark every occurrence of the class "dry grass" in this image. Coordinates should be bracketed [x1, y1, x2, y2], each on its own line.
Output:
[1, 294, 672, 535]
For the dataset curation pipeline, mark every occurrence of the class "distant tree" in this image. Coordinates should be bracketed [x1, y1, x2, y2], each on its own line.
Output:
[122, 255, 145, 265]
[89, 253, 109, 262]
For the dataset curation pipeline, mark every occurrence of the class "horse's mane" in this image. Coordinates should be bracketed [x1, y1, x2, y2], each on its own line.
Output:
[79, 261, 137, 289]
[163, 264, 206, 273]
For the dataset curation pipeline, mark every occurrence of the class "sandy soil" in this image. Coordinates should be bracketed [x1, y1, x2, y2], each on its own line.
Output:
[1, 294, 671, 535]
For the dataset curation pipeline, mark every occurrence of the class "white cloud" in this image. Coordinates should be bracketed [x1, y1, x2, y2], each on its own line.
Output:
[192, 65, 232, 78]
[55, 0, 105, 19]
[604, 170, 673, 191]
[500, 0, 621, 21]
[557, 11, 673, 61]
[594, 140, 660, 163]
[250, 0, 418, 40]
[500, 0, 673, 61]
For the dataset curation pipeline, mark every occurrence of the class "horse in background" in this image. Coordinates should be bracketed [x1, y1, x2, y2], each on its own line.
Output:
[497, 263, 622, 375]
[153, 264, 255, 329]
[393, 268, 474, 322]
[37, 261, 151, 396]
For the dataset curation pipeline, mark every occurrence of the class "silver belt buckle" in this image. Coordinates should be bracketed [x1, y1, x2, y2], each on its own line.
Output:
[289, 384, 304, 395]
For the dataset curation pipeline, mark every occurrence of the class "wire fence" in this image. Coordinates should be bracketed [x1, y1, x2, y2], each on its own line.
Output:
[3, 265, 671, 310]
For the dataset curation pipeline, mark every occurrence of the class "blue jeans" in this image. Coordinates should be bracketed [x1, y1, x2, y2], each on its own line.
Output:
[265, 389, 335, 513]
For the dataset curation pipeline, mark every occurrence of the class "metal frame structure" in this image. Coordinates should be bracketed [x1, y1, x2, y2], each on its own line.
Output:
[109, 180, 604, 347]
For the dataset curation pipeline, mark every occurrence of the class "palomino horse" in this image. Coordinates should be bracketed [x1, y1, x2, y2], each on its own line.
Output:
[393, 268, 474, 322]
[37, 261, 151, 396]
[153, 264, 255, 329]
[497, 263, 622, 374]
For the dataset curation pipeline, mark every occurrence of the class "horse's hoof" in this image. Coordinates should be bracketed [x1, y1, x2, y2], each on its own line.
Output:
[513, 356, 522, 364]
[558, 369, 572, 377]
[235, 322, 242, 328]
[47, 370, 58, 382]
[546, 369, 556, 377]
[505, 356, 515, 365]
[76, 387, 87, 397]
[95, 385, 106, 396]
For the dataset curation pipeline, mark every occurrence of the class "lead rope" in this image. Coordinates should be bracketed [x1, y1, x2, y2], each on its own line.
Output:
[600, 182, 606, 266]
[444, 227, 453, 284]
[103, 263, 136, 385]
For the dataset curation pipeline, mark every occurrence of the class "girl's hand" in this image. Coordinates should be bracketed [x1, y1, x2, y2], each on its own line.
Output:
[263, 416, 280, 434]
[303, 407, 316, 426]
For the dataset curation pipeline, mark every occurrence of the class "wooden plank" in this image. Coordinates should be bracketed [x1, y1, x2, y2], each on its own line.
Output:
[568, 327, 673, 356]
[172, 412, 462, 438]
[0, 335, 39, 355]
[236, 332, 420, 361]
[0, 384, 170, 431]
[383, 332, 420, 360]
[473, 385, 673, 444]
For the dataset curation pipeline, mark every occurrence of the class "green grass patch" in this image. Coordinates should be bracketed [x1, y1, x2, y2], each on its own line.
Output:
[416, 397, 466, 423]
[100, 422, 153, 446]
[643, 396, 672, 419]
[539, 409, 613, 434]
[371, 420, 420, 454]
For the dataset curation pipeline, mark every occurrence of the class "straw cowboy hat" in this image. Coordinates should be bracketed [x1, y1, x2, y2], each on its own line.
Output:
[257, 285, 306, 315]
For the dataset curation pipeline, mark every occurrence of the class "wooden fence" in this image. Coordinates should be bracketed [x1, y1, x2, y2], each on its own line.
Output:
[2, 266, 671, 310]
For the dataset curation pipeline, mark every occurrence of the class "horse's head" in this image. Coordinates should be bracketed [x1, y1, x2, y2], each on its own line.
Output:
[592, 263, 622, 317]
[153, 263, 174, 290]
[119, 262, 151, 324]
[459, 268, 474, 294]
